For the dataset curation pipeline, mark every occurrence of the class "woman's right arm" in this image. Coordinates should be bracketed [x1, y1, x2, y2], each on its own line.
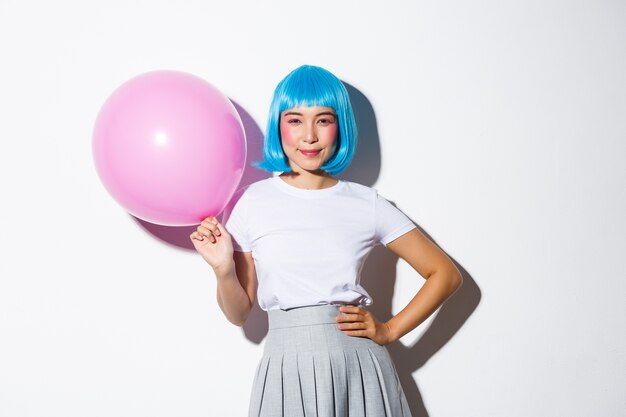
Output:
[215, 251, 257, 326]
[190, 217, 258, 327]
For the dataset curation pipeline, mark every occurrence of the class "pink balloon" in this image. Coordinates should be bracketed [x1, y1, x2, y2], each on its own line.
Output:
[92, 70, 246, 226]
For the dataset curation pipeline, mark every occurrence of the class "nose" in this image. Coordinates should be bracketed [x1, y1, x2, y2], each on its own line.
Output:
[304, 123, 318, 143]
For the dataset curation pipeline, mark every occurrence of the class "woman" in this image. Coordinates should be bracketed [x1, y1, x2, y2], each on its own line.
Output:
[191, 65, 462, 416]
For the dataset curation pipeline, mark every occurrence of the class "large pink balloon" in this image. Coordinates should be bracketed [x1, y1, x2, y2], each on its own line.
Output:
[92, 71, 246, 226]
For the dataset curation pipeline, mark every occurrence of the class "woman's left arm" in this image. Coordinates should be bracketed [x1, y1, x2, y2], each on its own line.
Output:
[337, 228, 463, 345]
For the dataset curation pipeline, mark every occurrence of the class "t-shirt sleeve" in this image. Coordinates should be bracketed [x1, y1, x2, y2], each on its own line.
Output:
[374, 192, 417, 246]
[222, 187, 252, 252]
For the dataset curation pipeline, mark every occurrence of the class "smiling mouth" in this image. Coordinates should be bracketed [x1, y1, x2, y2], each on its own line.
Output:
[300, 149, 321, 156]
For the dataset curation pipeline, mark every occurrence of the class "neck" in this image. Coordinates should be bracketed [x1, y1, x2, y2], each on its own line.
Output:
[279, 170, 338, 190]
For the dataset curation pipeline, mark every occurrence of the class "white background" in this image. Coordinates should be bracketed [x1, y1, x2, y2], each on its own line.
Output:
[1, 1, 625, 416]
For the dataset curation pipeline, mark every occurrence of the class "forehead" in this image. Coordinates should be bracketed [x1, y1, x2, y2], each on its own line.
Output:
[280, 105, 336, 116]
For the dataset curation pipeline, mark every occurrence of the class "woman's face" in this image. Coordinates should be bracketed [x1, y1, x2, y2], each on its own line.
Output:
[279, 105, 338, 174]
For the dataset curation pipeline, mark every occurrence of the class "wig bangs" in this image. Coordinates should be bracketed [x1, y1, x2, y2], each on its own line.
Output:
[277, 70, 339, 113]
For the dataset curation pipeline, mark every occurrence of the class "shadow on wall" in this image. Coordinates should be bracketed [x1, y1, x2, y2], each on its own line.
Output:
[343, 84, 482, 417]
[362, 233, 480, 417]
[133, 85, 480, 417]
[131, 97, 273, 343]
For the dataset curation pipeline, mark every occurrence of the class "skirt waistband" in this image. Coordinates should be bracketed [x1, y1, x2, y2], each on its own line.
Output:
[267, 304, 346, 329]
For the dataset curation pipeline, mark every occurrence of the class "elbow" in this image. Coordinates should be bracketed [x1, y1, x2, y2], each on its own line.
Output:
[229, 314, 248, 327]
[231, 319, 246, 327]
[449, 268, 463, 294]
[228, 304, 253, 327]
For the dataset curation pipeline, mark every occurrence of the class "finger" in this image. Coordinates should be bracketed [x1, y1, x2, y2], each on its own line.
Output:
[211, 219, 226, 236]
[343, 329, 368, 337]
[190, 231, 204, 242]
[338, 305, 362, 314]
[196, 227, 216, 243]
[338, 321, 367, 330]
[197, 225, 210, 234]
[336, 313, 362, 323]
[201, 219, 222, 237]
[212, 222, 222, 236]
[200, 219, 217, 230]
[197, 225, 216, 240]
[195, 231, 213, 243]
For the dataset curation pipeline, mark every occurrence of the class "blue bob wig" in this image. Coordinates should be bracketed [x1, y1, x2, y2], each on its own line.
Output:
[252, 65, 358, 175]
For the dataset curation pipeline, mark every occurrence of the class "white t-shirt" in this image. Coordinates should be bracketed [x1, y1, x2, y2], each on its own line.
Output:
[223, 176, 416, 311]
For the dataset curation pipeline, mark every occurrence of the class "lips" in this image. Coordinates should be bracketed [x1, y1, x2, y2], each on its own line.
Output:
[300, 149, 321, 156]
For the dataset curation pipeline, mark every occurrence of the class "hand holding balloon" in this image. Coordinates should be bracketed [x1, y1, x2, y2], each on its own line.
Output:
[190, 217, 234, 272]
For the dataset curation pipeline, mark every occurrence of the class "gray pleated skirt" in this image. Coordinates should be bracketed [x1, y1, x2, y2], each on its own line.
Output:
[248, 304, 412, 417]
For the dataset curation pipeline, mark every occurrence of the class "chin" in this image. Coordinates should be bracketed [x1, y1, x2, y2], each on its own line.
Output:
[292, 163, 324, 173]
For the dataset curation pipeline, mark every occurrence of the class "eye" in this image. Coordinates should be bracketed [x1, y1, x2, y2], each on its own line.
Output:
[317, 117, 336, 125]
[287, 119, 302, 125]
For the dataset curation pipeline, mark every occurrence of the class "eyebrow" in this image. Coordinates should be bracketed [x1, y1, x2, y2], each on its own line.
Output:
[283, 111, 337, 117]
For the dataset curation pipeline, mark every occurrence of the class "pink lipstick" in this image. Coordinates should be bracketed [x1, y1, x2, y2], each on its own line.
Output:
[300, 149, 321, 157]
